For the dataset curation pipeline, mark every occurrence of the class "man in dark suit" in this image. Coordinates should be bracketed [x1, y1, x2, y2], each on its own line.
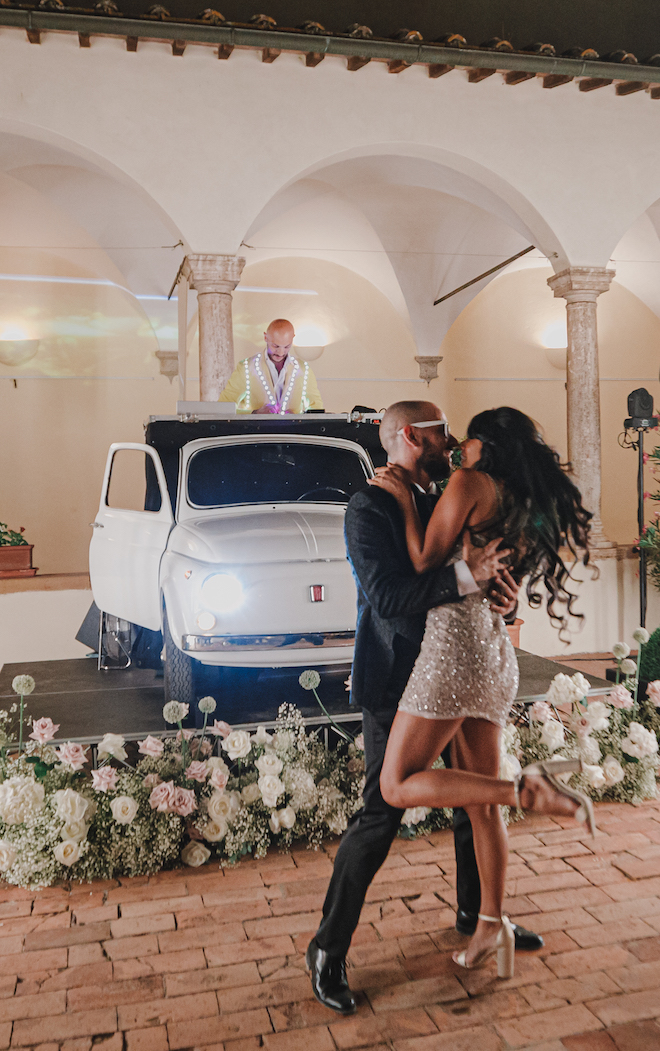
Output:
[306, 400, 542, 1015]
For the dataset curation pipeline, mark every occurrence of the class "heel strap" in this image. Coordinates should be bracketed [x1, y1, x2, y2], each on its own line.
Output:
[477, 913, 502, 923]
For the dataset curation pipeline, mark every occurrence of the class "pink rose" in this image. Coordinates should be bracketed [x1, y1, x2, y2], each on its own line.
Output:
[138, 735, 164, 758]
[186, 761, 208, 783]
[530, 701, 553, 723]
[56, 742, 88, 771]
[608, 685, 634, 709]
[209, 769, 229, 791]
[149, 780, 177, 812]
[143, 773, 161, 789]
[174, 787, 197, 817]
[176, 729, 194, 743]
[197, 740, 212, 757]
[29, 717, 59, 743]
[571, 715, 592, 739]
[208, 720, 232, 738]
[646, 681, 660, 707]
[92, 767, 118, 793]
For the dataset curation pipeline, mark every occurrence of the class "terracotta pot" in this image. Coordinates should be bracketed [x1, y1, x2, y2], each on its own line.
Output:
[0, 544, 37, 578]
[506, 618, 524, 649]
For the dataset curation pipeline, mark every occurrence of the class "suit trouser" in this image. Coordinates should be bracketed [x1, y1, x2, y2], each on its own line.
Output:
[314, 705, 481, 959]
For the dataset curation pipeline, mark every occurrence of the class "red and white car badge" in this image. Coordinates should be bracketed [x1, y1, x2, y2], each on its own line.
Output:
[309, 585, 325, 602]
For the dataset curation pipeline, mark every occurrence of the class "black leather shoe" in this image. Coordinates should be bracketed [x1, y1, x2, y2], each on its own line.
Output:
[455, 909, 544, 951]
[306, 938, 357, 1015]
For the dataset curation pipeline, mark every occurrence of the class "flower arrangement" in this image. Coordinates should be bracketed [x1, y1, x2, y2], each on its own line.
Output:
[0, 674, 367, 888]
[0, 523, 28, 547]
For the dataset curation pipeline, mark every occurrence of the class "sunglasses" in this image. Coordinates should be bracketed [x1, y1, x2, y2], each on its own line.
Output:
[397, 419, 450, 437]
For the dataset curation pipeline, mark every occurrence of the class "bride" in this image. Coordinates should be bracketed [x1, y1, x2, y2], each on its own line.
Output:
[371, 406, 593, 979]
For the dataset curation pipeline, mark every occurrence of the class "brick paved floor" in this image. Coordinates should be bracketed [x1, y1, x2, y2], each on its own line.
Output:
[2, 800, 660, 1051]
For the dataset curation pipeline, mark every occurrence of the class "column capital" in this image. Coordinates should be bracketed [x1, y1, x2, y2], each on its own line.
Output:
[181, 253, 246, 295]
[548, 266, 615, 303]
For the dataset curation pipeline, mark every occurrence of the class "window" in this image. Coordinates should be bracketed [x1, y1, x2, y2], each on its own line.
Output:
[187, 442, 369, 508]
[106, 449, 162, 512]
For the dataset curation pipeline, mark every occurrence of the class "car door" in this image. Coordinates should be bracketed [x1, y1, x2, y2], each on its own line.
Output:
[89, 443, 174, 630]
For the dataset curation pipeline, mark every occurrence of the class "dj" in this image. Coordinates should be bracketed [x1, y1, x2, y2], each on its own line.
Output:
[218, 318, 323, 414]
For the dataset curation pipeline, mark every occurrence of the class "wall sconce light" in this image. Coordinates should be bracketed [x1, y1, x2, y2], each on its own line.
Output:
[293, 323, 328, 362]
[0, 325, 39, 366]
[541, 320, 567, 370]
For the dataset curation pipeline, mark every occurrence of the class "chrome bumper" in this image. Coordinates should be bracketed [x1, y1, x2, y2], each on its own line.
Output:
[182, 630, 355, 653]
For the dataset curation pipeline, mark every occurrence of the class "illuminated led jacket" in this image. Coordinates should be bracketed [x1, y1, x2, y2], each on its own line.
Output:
[218, 349, 323, 414]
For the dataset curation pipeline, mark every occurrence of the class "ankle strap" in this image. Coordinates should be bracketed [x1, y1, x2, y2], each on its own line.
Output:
[477, 913, 502, 923]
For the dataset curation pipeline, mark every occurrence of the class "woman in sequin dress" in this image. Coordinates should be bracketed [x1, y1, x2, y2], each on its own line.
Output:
[372, 407, 592, 975]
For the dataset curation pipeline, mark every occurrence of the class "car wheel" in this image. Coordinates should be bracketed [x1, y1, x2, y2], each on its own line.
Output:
[163, 606, 196, 708]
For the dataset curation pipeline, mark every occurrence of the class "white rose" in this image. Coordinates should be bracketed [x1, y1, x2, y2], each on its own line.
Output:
[202, 818, 227, 842]
[0, 778, 45, 825]
[622, 722, 659, 759]
[269, 811, 281, 834]
[602, 755, 625, 786]
[546, 673, 585, 708]
[401, 806, 431, 826]
[583, 764, 606, 790]
[62, 819, 88, 843]
[258, 775, 285, 808]
[181, 841, 211, 867]
[241, 783, 261, 804]
[579, 736, 601, 765]
[222, 731, 251, 761]
[110, 796, 139, 825]
[206, 756, 230, 775]
[54, 839, 81, 867]
[207, 791, 232, 823]
[227, 791, 241, 819]
[540, 718, 565, 753]
[584, 701, 610, 733]
[278, 806, 296, 830]
[255, 753, 284, 777]
[97, 733, 127, 762]
[500, 754, 522, 782]
[251, 726, 272, 746]
[0, 841, 16, 871]
[52, 788, 90, 824]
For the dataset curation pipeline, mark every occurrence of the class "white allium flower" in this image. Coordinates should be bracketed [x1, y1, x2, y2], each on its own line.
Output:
[11, 675, 35, 696]
[602, 756, 625, 786]
[584, 701, 610, 732]
[202, 818, 227, 842]
[620, 658, 637, 676]
[97, 733, 127, 762]
[583, 764, 606, 790]
[540, 718, 565, 753]
[633, 628, 650, 646]
[221, 730, 251, 761]
[251, 726, 272, 746]
[299, 669, 321, 691]
[500, 754, 522, 781]
[52, 789, 92, 824]
[62, 819, 88, 843]
[162, 701, 189, 724]
[181, 841, 211, 867]
[284, 767, 317, 810]
[255, 753, 283, 777]
[110, 796, 139, 825]
[0, 841, 16, 872]
[612, 642, 631, 660]
[401, 807, 431, 826]
[54, 840, 81, 867]
[198, 696, 217, 714]
[258, 774, 285, 808]
[621, 722, 659, 760]
[241, 783, 261, 805]
[0, 777, 45, 825]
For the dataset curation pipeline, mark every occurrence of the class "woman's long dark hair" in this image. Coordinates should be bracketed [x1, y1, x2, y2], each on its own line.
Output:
[466, 406, 592, 632]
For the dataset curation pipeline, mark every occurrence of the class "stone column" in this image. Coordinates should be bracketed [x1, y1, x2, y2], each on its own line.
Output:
[181, 254, 245, 401]
[547, 266, 616, 554]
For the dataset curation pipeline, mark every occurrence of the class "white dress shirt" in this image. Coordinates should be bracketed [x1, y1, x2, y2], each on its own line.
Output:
[266, 353, 290, 403]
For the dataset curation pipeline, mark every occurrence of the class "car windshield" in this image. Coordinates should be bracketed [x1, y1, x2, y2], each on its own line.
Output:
[187, 442, 371, 507]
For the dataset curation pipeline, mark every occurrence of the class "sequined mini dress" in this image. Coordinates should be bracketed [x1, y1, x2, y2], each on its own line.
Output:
[397, 489, 519, 728]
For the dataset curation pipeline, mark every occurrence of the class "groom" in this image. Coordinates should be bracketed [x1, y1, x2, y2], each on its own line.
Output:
[306, 400, 542, 1015]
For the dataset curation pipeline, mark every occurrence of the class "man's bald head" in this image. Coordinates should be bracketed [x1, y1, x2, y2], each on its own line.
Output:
[379, 401, 444, 455]
[264, 319, 295, 365]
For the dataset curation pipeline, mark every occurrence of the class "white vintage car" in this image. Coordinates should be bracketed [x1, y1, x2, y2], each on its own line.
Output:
[89, 415, 380, 703]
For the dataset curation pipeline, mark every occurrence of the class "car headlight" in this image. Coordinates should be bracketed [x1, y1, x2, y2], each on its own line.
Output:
[200, 572, 244, 614]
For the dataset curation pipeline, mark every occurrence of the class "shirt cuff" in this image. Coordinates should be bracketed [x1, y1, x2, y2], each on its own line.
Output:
[454, 560, 480, 597]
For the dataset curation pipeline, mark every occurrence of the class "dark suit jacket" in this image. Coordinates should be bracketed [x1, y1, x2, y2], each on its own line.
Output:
[345, 485, 461, 716]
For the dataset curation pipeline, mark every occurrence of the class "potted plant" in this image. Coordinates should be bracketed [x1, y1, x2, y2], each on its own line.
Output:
[0, 522, 36, 577]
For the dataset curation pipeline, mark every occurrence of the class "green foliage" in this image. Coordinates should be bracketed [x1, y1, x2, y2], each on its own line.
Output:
[638, 625, 660, 683]
[0, 523, 28, 547]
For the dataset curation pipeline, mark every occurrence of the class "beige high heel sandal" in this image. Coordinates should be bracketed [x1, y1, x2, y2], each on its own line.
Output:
[515, 758, 596, 839]
[453, 914, 515, 979]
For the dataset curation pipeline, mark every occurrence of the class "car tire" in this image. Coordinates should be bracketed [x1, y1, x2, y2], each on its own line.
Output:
[163, 606, 196, 708]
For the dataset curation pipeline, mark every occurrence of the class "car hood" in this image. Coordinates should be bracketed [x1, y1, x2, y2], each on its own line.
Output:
[168, 505, 348, 564]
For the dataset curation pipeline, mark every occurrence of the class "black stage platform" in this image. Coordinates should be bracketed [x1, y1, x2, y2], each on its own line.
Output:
[0, 652, 611, 745]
